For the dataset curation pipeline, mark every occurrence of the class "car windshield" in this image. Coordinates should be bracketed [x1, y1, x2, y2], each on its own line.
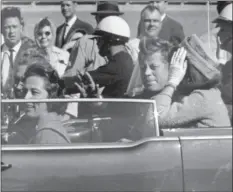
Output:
[1, 98, 159, 145]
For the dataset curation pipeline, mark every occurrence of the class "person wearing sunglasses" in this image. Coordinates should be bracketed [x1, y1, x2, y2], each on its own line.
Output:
[6, 58, 70, 145]
[34, 17, 70, 78]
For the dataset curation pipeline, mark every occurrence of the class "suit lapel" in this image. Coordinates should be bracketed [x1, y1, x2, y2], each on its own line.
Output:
[58, 24, 66, 48]
[158, 15, 170, 41]
[65, 18, 79, 43]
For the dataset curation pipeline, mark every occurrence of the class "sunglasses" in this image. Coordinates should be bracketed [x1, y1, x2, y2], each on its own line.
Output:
[37, 31, 51, 37]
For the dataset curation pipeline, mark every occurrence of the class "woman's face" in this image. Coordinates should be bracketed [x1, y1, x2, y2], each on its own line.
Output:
[24, 76, 49, 118]
[36, 26, 53, 49]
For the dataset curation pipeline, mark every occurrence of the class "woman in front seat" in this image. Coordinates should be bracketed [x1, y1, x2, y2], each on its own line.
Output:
[7, 58, 70, 144]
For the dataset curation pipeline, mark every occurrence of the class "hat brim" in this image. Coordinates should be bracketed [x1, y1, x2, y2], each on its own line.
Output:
[212, 16, 232, 23]
[91, 11, 124, 15]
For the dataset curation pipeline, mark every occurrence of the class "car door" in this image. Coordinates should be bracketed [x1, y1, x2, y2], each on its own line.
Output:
[180, 135, 232, 192]
[2, 137, 183, 192]
[1, 99, 183, 192]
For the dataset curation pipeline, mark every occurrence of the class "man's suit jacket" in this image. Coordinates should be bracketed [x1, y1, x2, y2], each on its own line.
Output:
[137, 15, 185, 44]
[1, 36, 35, 97]
[158, 15, 185, 44]
[55, 17, 94, 50]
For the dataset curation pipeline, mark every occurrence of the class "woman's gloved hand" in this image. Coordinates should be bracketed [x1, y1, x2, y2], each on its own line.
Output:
[168, 47, 188, 88]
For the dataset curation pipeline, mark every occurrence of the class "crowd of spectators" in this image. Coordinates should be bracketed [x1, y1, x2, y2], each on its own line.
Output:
[1, 1, 232, 144]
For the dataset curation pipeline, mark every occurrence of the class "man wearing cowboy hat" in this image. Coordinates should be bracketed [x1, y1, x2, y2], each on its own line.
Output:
[62, 1, 124, 82]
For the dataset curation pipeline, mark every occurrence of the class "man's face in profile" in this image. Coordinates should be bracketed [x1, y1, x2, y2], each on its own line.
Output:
[216, 20, 233, 51]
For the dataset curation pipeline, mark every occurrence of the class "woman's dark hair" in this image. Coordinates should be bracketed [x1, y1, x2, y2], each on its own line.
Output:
[23, 64, 67, 115]
[169, 47, 222, 95]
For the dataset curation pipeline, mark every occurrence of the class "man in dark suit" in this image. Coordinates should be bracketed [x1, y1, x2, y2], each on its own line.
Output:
[55, 0, 94, 51]
[137, 1, 185, 44]
[1, 7, 35, 98]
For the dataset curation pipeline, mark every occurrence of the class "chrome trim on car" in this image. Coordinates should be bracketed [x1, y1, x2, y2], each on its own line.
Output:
[1, 98, 156, 103]
[2, 137, 179, 151]
[179, 135, 232, 140]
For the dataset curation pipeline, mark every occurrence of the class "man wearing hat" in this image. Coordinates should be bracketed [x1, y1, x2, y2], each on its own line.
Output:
[63, 1, 124, 81]
[200, 1, 232, 65]
[200, 1, 232, 124]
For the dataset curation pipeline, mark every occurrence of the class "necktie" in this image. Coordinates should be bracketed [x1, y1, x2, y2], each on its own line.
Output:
[62, 23, 68, 45]
[9, 48, 14, 67]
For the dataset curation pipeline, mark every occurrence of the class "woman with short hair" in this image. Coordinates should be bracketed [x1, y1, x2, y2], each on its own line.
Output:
[7, 61, 70, 144]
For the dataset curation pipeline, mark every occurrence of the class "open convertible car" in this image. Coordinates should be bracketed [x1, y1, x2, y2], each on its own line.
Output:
[1, 98, 232, 192]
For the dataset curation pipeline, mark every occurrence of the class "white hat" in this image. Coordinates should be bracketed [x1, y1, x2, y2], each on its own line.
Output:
[213, 2, 232, 23]
[95, 16, 130, 39]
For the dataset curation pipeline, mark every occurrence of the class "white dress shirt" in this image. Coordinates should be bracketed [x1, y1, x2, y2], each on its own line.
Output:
[1, 41, 22, 63]
[161, 14, 166, 22]
[1, 41, 22, 87]
[64, 15, 77, 39]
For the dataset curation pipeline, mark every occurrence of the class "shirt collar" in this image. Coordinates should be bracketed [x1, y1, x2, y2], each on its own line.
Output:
[12, 40, 22, 53]
[2, 40, 22, 53]
[161, 14, 166, 21]
[66, 15, 77, 27]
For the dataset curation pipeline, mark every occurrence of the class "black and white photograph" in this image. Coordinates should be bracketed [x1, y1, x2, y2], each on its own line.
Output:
[1, 0, 232, 191]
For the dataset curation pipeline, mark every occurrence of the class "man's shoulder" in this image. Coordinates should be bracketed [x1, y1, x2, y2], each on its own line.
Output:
[73, 18, 94, 33]
[57, 23, 64, 31]
[74, 35, 97, 48]
[165, 15, 183, 28]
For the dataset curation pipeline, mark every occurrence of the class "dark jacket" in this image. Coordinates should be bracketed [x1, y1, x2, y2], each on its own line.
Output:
[137, 15, 185, 43]
[89, 51, 134, 98]
[55, 17, 94, 50]
[220, 59, 232, 123]
[7, 113, 71, 144]
[158, 15, 185, 43]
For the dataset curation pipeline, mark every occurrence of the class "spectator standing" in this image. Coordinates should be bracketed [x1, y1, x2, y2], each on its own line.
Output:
[1, 7, 35, 98]
[63, 1, 124, 78]
[214, 1, 233, 123]
[200, 1, 232, 65]
[137, 1, 185, 43]
[34, 17, 69, 77]
[55, 0, 94, 52]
